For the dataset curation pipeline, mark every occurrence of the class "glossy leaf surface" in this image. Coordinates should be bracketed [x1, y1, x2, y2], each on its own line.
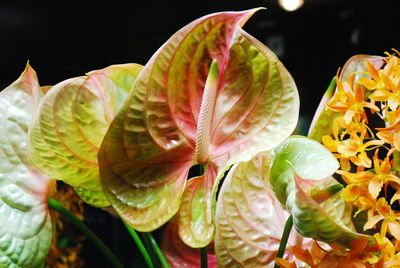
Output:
[290, 173, 373, 246]
[215, 153, 297, 267]
[178, 165, 217, 248]
[270, 136, 375, 247]
[99, 8, 299, 247]
[0, 65, 52, 267]
[29, 64, 142, 207]
[162, 220, 217, 268]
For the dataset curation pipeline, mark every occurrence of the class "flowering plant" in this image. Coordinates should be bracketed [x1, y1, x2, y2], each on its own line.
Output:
[0, 6, 399, 268]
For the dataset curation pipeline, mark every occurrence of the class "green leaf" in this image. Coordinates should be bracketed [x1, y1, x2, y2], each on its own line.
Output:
[99, 8, 299, 247]
[269, 136, 375, 247]
[29, 64, 142, 207]
[308, 77, 340, 142]
[0, 64, 52, 267]
[215, 152, 295, 267]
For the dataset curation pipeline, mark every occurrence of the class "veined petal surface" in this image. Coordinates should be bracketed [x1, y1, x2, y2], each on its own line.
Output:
[289, 173, 374, 246]
[0, 65, 52, 267]
[162, 220, 217, 268]
[178, 164, 217, 247]
[29, 64, 142, 207]
[269, 136, 339, 206]
[215, 153, 297, 267]
[210, 27, 299, 167]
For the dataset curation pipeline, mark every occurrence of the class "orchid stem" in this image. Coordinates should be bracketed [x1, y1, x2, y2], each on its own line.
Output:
[123, 222, 155, 268]
[141, 232, 170, 268]
[200, 246, 208, 268]
[48, 197, 124, 268]
[274, 215, 293, 268]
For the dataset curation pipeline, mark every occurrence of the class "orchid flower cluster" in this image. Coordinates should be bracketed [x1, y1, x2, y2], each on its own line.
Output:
[0, 6, 398, 268]
[318, 51, 400, 266]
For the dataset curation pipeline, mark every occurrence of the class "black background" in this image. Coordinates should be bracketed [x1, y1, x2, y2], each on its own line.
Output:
[0, 0, 398, 267]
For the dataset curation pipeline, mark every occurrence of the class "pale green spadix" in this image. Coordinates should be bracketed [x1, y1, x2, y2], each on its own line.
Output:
[195, 60, 218, 164]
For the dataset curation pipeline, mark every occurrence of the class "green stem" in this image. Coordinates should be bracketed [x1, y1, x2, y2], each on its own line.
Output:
[141, 233, 160, 267]
[274, 215, 293, 268]
[48, 197, 124, 268]
[123, 223, 155, 268]
[142, 232, 170, 268]
[200, 246, 208, 268]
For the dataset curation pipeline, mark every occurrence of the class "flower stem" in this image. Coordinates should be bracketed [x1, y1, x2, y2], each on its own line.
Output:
[200, 246, 208, 268]
[141, 232, 170, 268]
[48, 197, 124, 268]
[274, 215, 293, 268]
[141, 233, 160, 267]
[123, 222, 155, 268]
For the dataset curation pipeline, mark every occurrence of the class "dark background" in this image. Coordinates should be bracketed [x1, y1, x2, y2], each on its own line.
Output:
[0, 0, 398, 267]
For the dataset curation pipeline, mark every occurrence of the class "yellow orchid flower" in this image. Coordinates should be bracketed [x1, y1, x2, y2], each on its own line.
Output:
[328, 73, 380, 125]
[377, 121, 400, 151]
[322, 118, 382, 171]
[277, 239, 381, 268]
[305, 51, 400, 268]
[359, 53, 400, 118]
[324, 126, 384, 170]
[367, 149, 400, 199]
[372, 233, 400, 267]
[340, 183, 376, 215]
[364, 198, 400, 241]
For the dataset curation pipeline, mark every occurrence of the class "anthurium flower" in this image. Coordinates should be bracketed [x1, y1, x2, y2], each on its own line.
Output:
[28, 64, 143, 207]
[214, 152, 301, 267]
[0, 64, 52, 267]
[98, 8, 299, 247]
[269, 136, 375, 247]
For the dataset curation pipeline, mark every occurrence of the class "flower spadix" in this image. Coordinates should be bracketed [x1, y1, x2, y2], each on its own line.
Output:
[0, 64, 52, 267]
[98, 8, 299, 247]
